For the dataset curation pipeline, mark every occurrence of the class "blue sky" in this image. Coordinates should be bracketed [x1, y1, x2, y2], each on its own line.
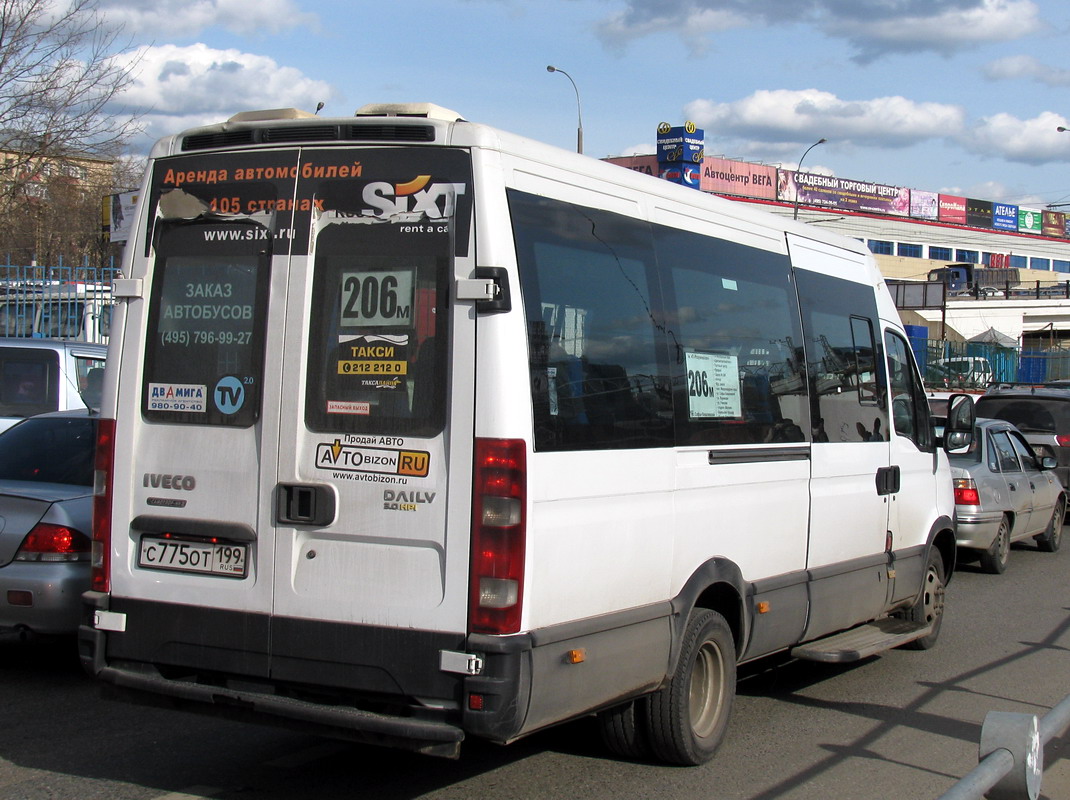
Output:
[103, 0, 1070, 207]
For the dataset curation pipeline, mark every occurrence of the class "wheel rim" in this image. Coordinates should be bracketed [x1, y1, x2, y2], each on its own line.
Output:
[920, 564, 945, 625]
[1050, 505, 1064, 547]
[996, 521, 1010, 566]
[689, 640, 726, 739]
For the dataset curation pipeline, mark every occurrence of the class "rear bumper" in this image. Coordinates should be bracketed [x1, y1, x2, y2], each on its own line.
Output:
[78, 591, 491, 757]
[0, 561, 89, 635]
[954, 510, 1003, 550]
[96, 660, 466, 757]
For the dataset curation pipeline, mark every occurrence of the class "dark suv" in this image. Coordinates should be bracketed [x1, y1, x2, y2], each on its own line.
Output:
[975, 384, 1070, 492]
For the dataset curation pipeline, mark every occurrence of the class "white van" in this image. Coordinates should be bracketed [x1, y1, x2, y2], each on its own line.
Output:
[80, 104, 974, 764]
[934, 356, 993, 390]
[0, 338, 107, 432]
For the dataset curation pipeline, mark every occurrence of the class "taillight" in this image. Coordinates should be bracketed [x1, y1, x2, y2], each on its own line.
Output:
[91, 418, 116, 592]
[469, 438, 526, 635]
[953, 477, 980, 506]
[1056, 435, 1070, 448]
[15, 523, 91, 562]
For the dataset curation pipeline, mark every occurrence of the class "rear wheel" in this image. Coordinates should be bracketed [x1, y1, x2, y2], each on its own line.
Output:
[1036, 498, 1065, 553]
[897, 548, 946, 650]
[645, 609, 736, 765]
[979, 516, 1011, 574]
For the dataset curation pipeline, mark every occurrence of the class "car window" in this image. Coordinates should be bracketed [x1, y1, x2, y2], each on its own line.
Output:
[990, 431, 1021, 473]
[1008, 431, 1038, 471]
[975, 398, 1060, 433]
[0, 416, 96, 485]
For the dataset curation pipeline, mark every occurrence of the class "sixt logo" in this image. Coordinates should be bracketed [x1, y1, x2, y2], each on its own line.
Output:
[361, 175, 466, 220]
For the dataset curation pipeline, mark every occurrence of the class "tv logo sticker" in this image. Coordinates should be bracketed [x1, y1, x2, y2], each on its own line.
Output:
[214, 376, 245, 415]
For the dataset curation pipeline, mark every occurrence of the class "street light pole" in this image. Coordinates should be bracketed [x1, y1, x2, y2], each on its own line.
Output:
[546, 65, 583, 154]
[793, 138, 827, 220]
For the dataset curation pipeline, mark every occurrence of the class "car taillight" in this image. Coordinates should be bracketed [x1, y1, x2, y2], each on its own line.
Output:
[469, 438, 526, 635]
[1057, 435, 1070, 448]
[91, 417, 115, 592]
[953, 477, 980, 506]
[15, 523, 91, 562]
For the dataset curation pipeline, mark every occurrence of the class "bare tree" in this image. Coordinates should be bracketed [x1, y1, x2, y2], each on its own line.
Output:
[0, 0, 138, 187]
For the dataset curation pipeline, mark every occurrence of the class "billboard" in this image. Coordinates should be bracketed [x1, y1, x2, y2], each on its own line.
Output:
[1019, 207, 1042, 234]
[101, 190, 139, 244]
[657, 122, 704, 191]
[656, 121, 704, 166]
[701, 156, 776, 199]
[1043, 210, 1066, 237]
[993, 203, 1018, 232]
[659, 164, 701, 189]
[778, 171, 910, 216]
[910, 190, 938, 220]
[966, 198, 993, 229]
[603, 154, 658, 177]
[938, 195, 967, 224]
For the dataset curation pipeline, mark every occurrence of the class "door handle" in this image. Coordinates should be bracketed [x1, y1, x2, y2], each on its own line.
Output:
[276, 483, 336, 526]
[876, 465, 901, 496]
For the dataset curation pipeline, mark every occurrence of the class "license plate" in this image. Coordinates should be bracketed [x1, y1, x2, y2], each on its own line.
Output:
[138, 536, 247, 578]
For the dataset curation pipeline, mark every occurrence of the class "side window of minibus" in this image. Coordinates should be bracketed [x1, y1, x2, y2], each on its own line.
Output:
[884, 330, 934, 451]
[652, 225, 808, 446]
[795, 271, 889, 444]
[510, 190, 672, 452]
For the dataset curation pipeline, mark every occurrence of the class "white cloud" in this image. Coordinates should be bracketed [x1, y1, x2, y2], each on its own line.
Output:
[112, 44, 333, 147]
[595, 0, 1042, 60]
[984, 55, 1070, 87]
[684, 89, 966, 150]
[960, 110, 1070, 164]
[828, 0, 1042, 60]
[102, 0, 317, 37]
[596, 6, 748, 54]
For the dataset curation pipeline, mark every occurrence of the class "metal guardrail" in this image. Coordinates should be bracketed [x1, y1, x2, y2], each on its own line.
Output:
[937, 691, 1070, 799]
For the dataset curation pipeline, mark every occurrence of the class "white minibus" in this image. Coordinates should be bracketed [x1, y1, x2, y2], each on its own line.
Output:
[80, 104, 974, 764]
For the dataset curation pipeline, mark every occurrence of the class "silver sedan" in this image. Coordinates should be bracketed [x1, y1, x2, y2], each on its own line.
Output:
[951, 417, 1065, 574]
[0, 410, 95, 638]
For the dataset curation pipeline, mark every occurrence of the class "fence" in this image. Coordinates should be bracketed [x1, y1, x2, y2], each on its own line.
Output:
[936, 691, 1070, 799]
[912, 338, 1070, 389]
[0, 259, 118, 344]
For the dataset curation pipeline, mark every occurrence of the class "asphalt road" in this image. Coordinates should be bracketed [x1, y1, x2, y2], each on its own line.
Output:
[2, 535, 1069, 800]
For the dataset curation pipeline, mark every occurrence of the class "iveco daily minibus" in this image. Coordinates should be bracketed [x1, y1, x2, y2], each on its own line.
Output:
[80, 103, 974, 764]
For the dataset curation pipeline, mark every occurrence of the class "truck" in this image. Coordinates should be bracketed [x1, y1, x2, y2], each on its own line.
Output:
[927, 263, 1021, 295]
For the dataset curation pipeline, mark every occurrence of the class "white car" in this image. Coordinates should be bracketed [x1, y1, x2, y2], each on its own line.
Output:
[0, 338, 106, 432]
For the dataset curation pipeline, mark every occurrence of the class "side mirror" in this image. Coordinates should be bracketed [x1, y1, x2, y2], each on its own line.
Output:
[1041, 456, 1058, 470]
[943, 393, 975, 453]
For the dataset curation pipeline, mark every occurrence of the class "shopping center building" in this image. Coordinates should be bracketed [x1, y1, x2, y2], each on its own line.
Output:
[603, 151, 1070, 356]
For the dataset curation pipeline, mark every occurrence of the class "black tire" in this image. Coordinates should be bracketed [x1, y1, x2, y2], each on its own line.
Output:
[979, 516, 1011, 574]
[645, 609, 736, 765]
[897, 548, 946, 650]
[1036, 498, 1065, 553]
[597, 698, 651, 760]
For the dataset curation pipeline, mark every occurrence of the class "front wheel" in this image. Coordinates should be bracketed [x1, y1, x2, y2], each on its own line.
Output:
[1036, 498, 1065, 553]
[645, 609, 736, 765]
[897, 548, 946, 650]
